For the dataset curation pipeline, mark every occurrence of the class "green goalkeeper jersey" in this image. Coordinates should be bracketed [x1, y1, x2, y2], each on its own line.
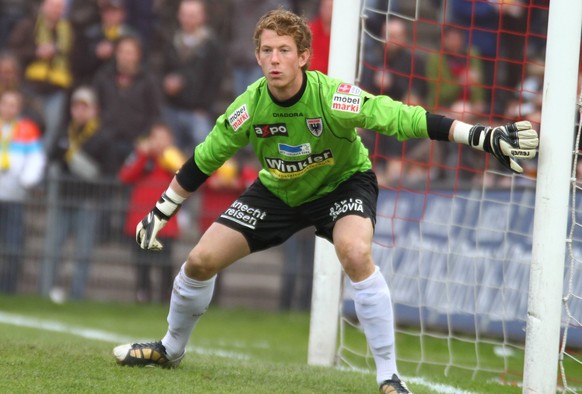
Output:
[194, 70, 429, 207]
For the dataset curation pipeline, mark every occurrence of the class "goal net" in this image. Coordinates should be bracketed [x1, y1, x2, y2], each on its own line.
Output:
[331, 0, 582, 390]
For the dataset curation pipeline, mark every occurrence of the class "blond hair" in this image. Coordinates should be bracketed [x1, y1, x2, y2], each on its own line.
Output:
[253, 9, 312, 71]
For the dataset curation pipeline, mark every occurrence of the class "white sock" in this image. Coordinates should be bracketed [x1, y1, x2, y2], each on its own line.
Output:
[161, 263, 215, 358]
[351, 266, 398, 385]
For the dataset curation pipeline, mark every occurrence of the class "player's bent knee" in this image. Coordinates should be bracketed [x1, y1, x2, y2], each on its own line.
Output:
[185, 247, 220, 280]
[335, 239, 371, 265]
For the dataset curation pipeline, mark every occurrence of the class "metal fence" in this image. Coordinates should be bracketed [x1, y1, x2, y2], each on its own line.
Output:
[0, 167, 313, 310]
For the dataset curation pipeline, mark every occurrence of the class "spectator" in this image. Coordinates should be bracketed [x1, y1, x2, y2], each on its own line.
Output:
[449, 0, 498, 112]
[92, 34, 161, 175]
[0, 51, 20, 94]
[426, 25, 485, 117]
[159, 0, 224, 152]
[73, 0, 138, 86]
[8, 0, 74, 159]
[506, 58, 544, 128]
[0, 51, 44, 126]
[119, 123, 186, 303]
[360, 18, 430, 186]
[227, 0, 291, 97]
[308, 0, 332, 74]
[40, 86, 107, 300]
[362, 18, 427, 106]
[0, 89, 46, 292]
[426, 26, 487, 182]
[449, 0, 528, 115]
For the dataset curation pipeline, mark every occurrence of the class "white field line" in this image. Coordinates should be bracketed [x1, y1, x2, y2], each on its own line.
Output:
[0, 311, 476, 394]
[0, 311, 249, 360]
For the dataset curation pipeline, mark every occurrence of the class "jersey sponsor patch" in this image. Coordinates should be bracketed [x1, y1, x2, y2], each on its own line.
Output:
[336, 83, 362, 96]
[228, 104, 250, 132]
[329, 198, 364, 221]
[331, 94, 362, 113]
[220, 199, 267, 230]
[253, 123, 289, 138]
[278, 143, 311, 156]
[306, 118, 323, 137]
[265, 149, 334, 179]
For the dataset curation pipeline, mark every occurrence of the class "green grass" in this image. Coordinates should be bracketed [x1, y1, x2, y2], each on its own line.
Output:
[0, 295, 574, 393]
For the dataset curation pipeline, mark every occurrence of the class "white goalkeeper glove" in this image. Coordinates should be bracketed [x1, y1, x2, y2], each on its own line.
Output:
[456, 120, 539, 173]
[136, 187, 185, 250]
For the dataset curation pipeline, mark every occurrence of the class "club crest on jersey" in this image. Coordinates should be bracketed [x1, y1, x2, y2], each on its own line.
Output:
[306, 118, 323, 137]
[228, 104, 249, 132]
[336, 83, 362, 96]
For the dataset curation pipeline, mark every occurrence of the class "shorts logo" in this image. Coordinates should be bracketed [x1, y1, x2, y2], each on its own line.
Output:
[278, 143, 311, 156]
[331, 94, 362, 113]
[337, 83, 362, 96]
[221, 200, 267, 229]
[329, 198, 364, 221]
[265, 149, 334, 179]
[253, 123, 289, 138]
[228, 104, 250, 132]
[306, 118, 323, 137]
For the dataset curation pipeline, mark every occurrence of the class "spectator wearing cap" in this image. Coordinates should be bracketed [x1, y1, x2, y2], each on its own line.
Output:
[40, 85, 108, 299]
[72, 0, 139, 86]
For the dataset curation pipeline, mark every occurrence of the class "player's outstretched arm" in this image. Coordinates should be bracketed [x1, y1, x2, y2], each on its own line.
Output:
[450, 120, 539, 174]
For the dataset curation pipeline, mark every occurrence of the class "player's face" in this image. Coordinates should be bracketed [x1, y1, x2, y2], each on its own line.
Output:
[256, 29, 309, 101]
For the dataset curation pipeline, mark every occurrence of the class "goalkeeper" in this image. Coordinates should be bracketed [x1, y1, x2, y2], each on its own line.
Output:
[113, 8, 538, 394]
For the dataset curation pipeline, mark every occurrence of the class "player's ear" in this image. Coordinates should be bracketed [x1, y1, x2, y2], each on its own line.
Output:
[299, 49, 310, 69]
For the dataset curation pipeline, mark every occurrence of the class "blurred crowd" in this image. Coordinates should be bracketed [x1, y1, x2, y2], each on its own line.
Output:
[0, 0, 552, 303]
[359, 0, 549, 187]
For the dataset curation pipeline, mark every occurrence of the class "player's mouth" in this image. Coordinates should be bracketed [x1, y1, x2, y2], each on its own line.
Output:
[269, 70, 282, 78]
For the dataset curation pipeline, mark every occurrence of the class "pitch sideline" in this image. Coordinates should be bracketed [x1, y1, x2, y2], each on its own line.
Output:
[0, 311, 475, 394]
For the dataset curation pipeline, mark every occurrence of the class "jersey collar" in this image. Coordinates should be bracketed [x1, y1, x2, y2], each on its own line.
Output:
[267, 71, 307, 108]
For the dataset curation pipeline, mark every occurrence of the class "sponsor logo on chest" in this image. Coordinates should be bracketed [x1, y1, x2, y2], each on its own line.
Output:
[265, 149, 334, 179]
[253, 123, 289, 138]
[278, 143, 311, 156]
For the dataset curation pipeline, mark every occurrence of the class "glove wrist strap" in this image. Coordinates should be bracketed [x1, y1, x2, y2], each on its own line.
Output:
[155, 187, 185, 219]
[451, 121, 474, 146]
[164, 187, 186, 205]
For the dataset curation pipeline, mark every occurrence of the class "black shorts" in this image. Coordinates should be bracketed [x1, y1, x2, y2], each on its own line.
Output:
[215, 170, 378, 252]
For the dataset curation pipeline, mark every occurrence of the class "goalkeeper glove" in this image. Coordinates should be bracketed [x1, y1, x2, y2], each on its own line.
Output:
[136, 187, 185, 250]
[463, 121, 539, 173]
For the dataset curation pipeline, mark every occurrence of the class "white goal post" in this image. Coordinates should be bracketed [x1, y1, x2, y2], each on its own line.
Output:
[523, 0, 582, 392]
[307, 0, 362, 367]
[308, 2, 582, 391]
